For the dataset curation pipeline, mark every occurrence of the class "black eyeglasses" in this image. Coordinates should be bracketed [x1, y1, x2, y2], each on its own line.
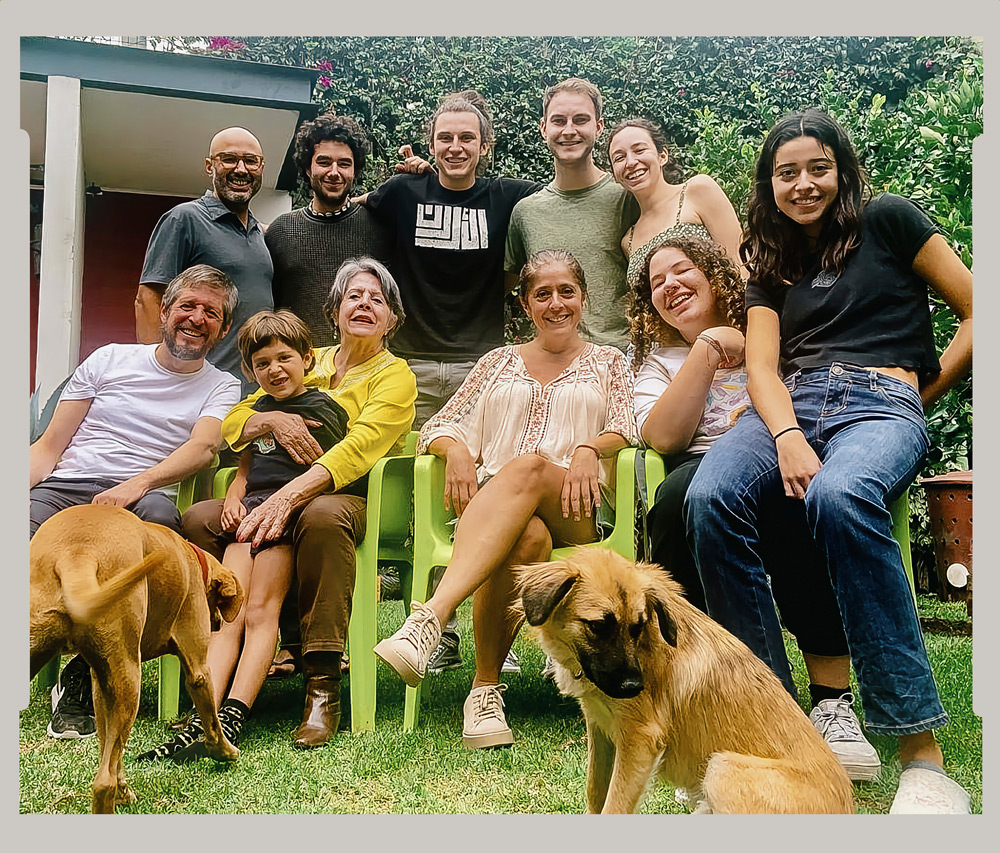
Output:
[211, 152, 265, 172]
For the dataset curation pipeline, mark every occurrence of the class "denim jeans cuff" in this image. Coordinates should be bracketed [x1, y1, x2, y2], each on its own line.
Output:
[864, 710, 950, 738]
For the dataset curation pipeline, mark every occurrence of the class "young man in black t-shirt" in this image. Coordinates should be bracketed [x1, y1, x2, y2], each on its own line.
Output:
[364, 92, 541, 427]
[363, 91, 540, 677]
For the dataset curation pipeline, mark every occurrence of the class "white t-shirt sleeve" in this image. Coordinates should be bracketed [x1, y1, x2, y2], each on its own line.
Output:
[60, 346, 115, 401]
[633, 348, 681, 441]
[199, 374, 242, 421]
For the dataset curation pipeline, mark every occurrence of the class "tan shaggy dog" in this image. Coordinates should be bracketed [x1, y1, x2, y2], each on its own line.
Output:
[29, 505, 244, 814]
[518, 548, 854, 814]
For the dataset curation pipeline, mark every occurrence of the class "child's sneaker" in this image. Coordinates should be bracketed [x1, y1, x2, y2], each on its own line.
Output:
[135, 712, 204, 762]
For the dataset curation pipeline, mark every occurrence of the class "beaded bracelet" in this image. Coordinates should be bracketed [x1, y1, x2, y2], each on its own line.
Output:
[574, 443, 603, 459]
[772, 425, 805, 442]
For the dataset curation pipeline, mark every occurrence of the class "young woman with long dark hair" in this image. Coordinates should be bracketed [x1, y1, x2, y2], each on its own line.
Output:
[685, 109, 972, 813]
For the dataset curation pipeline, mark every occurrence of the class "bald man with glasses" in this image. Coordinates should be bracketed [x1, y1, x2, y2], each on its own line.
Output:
[135, 127, 274, 386]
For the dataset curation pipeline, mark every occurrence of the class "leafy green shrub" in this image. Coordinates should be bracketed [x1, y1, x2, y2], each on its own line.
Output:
[151, 35, 978, 590]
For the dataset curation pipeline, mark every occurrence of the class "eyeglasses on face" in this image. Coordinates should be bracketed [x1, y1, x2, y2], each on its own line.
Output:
[211, 152, 265, 172]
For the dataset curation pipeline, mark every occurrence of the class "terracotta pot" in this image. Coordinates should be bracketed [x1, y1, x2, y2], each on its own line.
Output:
[919, 470, 972, 617]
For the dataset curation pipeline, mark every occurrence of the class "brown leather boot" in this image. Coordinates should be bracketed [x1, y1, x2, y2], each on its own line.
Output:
[293, 652, 342, 749]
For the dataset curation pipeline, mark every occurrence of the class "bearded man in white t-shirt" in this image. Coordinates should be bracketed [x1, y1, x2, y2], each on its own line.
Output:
[29, 263, 242, 740]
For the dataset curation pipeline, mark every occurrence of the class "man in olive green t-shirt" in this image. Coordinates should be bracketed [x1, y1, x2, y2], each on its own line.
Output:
[504, 78, 637, 349]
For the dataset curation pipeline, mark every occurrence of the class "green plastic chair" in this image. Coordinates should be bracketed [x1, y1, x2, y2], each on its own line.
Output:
[401, 446, 639, 731]
[201, 430, 418, 733]
[641, 448, 914, 597]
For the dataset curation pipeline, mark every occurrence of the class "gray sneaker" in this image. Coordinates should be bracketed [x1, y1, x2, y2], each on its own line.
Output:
[462, 683, 514, 749]
[809, 693, 881, 782]
[426, 629, 463, 674]
[374, 601, 442, 687]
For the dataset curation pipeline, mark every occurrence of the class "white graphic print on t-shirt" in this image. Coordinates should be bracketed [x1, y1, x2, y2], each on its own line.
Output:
[414, 204, 489, 249]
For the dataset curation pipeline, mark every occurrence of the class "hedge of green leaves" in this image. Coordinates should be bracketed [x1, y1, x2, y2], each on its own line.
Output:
[162, 35, 979, 590]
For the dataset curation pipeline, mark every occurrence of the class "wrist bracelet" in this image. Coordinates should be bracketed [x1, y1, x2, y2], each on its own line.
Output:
[696, 334, 730, 366]
[772, 426, 804, 442]
[574, 443, 603, 459]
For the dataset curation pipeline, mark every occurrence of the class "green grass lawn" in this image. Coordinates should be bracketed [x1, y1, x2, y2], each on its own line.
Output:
[19, 595, 980, 814]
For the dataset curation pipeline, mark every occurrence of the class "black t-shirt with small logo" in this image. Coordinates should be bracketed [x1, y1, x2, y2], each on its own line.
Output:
[366, 173, 541, 361]
[245, 388, 354, 495]
[746, 194, 941, 382]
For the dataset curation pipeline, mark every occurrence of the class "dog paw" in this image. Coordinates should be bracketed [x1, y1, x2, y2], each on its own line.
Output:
[210, 741, 240, 763]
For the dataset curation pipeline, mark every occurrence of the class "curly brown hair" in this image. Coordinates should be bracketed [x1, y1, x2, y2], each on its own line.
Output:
[629, 232, 747, 373]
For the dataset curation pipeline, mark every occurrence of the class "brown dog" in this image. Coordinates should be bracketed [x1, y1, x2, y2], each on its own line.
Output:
[518, 548, 854, 814]
[29, 504, 244, 814]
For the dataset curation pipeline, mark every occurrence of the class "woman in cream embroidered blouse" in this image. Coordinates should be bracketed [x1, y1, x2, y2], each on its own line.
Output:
[375, 249, 634, 749]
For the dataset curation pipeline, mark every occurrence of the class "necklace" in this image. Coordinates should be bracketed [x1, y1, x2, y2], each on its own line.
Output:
[306, 199, 352, 220]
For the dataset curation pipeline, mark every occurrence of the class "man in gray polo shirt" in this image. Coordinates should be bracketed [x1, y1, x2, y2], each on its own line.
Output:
[135, 126, 274, 385]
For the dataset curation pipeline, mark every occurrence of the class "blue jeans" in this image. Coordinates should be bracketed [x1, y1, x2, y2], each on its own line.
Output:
[685, 363, 948, 736]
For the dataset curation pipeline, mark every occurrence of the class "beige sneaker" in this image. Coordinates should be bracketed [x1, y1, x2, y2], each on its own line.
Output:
[462, 683, 514, 749]
[373, 602, 442, 688]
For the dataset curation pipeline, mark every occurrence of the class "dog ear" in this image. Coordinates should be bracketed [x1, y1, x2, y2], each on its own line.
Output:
[207, 564, 244, 630]
[647, 590, 678, 647]
[520, 561, 578, 626]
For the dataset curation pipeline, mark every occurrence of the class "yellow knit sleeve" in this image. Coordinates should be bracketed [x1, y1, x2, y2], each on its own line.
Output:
[313, 356, 417, 489]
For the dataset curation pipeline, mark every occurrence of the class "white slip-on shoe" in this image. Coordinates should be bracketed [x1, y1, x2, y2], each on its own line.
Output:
[890, 766, 971, 814]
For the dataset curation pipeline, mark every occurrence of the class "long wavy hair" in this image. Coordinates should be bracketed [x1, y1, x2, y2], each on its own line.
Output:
[629, 232, 746, 372]
[741, 109, 870, 287]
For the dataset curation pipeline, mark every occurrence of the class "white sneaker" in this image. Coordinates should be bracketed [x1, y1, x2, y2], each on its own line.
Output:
[462, 683, 514, 749]
[890, 766, 971, 814]
[809, 693, 881, 782]
[374, 602, 442, 688]
[501, 649, 521, 674]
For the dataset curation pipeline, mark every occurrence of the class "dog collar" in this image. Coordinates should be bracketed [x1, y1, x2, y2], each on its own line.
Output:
[188, 542, 210, 586]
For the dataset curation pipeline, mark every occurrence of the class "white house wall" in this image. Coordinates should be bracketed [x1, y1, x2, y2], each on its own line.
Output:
[36, 75, 84, 404]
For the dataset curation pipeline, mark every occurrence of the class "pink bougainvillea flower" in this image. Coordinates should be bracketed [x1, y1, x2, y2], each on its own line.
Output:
[318, 75, 332, 88]
[207, 36, 245, 52]
[315, 60, 334, 72]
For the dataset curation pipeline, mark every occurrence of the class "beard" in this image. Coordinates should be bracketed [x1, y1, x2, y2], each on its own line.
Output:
[310, 173, 352, 211]
[212, 167, 261, 209]
[161, 322, 218, 361]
